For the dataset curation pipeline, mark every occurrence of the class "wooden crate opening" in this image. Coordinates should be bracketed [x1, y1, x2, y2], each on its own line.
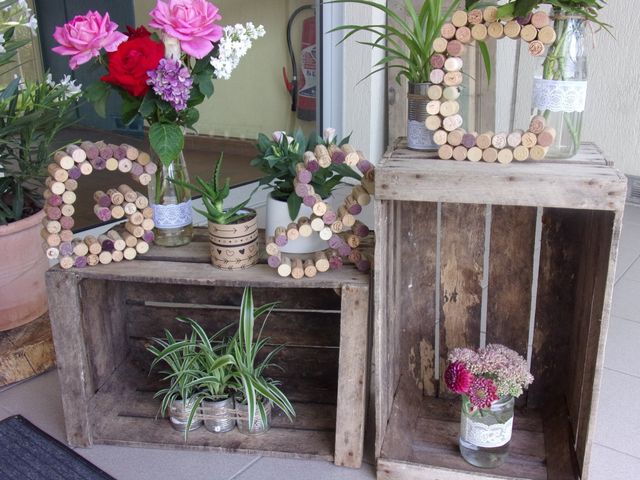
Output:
[375, 200, 618, 480]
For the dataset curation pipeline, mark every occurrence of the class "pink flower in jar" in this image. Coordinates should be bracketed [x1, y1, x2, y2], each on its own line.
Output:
[52, 11, 127, 70]
[149, 0, 223, 59]
[444, 361, 472, 394]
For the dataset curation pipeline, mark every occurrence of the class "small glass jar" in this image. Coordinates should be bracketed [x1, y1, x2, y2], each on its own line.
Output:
[407, 82, 438, 151]
[532, 13, 587, 158]
[459, 395, 515, 468]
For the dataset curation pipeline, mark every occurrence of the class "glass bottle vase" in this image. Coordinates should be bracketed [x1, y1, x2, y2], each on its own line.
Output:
[148, 151, 193, 247]
[459, 395, 514, 468]
[532, 13, 587, 158]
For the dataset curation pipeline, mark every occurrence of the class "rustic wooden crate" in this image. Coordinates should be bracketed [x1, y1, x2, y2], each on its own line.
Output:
[373, 141, 627, 480]
[46, 229, 370, 468]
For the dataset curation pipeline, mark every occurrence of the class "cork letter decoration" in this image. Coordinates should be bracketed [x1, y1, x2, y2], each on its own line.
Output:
[428, 7, 556, 163]
[42, 141, 156, 269]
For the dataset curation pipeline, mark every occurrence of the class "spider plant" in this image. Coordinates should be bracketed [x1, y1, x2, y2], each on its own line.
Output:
[329, 0, 492, 84]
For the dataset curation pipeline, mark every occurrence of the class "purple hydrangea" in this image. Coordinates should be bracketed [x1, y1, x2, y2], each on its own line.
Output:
[147, 58, 193, 112]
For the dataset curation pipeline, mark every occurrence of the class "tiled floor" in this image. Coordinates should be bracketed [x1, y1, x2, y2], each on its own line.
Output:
[1, 205, 640, 479]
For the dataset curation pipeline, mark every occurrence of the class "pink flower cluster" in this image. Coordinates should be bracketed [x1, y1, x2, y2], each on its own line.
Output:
[445, 344, 534, 410]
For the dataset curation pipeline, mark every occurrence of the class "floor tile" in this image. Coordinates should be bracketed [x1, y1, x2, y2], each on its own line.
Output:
[625, 257, 640, 282]
[604, 317, 640, 377]
[623, 205, 640, 226]
[0, 404, 13, 421]
[616, 222, 640, 281]
[0, 369, 66, 441]
[588, 443, 640, 480]
[231, 456, 376, 480]
[594, 369, 640, 458]
[78, 445, 259, 480]
[611, 278, 640, 323]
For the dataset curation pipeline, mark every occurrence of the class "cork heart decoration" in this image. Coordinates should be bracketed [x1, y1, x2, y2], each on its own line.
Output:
[266, 143, 374, 280]
[427, 7, 556, 163]
[42, 141, 156, 269]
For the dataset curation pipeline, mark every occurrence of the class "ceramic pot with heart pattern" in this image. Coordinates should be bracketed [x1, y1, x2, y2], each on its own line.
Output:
[208, 209, 259, 270]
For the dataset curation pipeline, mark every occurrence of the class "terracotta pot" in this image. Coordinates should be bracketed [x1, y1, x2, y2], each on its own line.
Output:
[0, 210, 49, 331]
[208, 209, 259, 270]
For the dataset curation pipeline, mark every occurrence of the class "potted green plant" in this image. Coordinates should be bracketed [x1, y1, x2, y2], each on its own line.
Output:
[170, 156, 258, 270]
[330, 0, 491, 150]
[229, 287, 295, 434]
[0, 2, 80, 331]
[251, 128, 360, 254]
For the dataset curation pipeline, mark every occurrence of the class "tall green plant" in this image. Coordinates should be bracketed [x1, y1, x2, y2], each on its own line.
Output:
[330, 0, 492, 84]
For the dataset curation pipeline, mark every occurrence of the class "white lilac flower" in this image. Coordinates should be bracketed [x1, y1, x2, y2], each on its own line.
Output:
[209, 22, 265, 80]
[59, 74, 82, 98]
[27, 14, 37, 33]
[13, 74, 25, 91]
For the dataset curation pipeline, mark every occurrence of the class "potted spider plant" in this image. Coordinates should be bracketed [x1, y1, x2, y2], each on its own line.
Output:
[170, 156, 258, 270]
[229, 287, 295, 435]
[330, 0, 491, 150]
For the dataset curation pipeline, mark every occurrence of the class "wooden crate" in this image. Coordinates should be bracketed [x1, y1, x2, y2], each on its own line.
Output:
[46, 229, 370, 468]
[373, 141, 627, 480]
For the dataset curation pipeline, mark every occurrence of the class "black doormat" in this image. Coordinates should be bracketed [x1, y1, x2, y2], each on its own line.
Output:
[0, 415, 115, 480]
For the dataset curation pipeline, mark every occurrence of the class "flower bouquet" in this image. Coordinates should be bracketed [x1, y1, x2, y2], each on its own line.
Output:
[51, 1, 265, 245]
[445, 344, 533, 469]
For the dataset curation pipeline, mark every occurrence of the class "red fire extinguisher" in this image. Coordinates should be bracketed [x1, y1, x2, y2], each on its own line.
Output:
[283, 5, 316, 122]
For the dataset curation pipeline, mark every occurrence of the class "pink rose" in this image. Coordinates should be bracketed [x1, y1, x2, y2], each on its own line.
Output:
[149, 0, 223, 59]
[52, 11, 127, 70]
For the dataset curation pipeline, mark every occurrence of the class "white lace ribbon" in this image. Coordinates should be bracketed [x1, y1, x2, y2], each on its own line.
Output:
[461, 415, 513, 448]
[532, 77, 587, 113]
[153, 199, 193, 229]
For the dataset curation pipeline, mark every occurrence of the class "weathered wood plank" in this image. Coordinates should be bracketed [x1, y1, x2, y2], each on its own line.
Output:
[334, 284, 369, 468]
[486, 205, 537, 357]
[542, 398, 581, 480]
[439, 203, 485, 397]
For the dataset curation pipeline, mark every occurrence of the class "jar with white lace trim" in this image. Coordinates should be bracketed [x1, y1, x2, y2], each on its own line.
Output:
[531, 12, 587, 158]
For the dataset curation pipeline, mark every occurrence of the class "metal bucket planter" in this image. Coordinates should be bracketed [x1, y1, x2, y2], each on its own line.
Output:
[208, 209, 259, 270]
[201, 397, 236, 433]
[236, 399, 272, 435]
[169, 398, 202, 432]
[407, 82, 438, 151]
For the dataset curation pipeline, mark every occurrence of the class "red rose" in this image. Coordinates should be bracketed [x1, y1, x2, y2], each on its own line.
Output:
[126, 25, 152, 39]
[101, 35, 164, 97]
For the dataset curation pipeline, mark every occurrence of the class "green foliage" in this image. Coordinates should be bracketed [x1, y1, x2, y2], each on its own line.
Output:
[169, 155, 255, 225]
[250, 129, 361, 220]
[498, 0, 609, 27]
[148, 122, 185, 168]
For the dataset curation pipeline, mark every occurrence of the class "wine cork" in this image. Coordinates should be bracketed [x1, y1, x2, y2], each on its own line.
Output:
[77, 161, 92, 176]
[286, 222, 300, 241]
[44, 220, 61, 234]
[97, 144, 113, 160]
[446, 40, 464, 56]
[303, 152, 320, 173]
[274, 226, 288, 246]
[504, 20, 522, 39]
[330, 220, 344, 234]
[438, 144, 454, 160]
[537, 25, 557, 44]
[319, 226, 333, 241]
[42, 231, 61, 247]
[530, 145, 548, 160]
[443, 86, 460, 101]
[59, 241, 73, 257]
[338, 206, 355, 227]
[314, 251, 330, 272]
[498, 148, 514, 164]
[94, 191, 112, 208]
[530, 11, 549, 29]
[105, 189, 124, 205]
[426, 100, 441, 115]
[265, 236, 279, 256]
[121, 144, 139, 160]
[297, 217, 313, 237]
[444, 57, 463, 73]
[303, 259, 317, 278]
[118, 184, 138, 203]
[46, 206, 62, 220]
[429, 68, 444, 85]
[452, 145, 468, 161]
[84, 236, 102, 255]
[471, 23, 488, 41]
[86, 254, 99, 266]
[329, 253, 343, 270]
[468, 9, 483, 24]
[443, 71, 463, 87]
[452, 10, 468, 28]
[483, 6, 498, 22]
[74, 256, 88, 270]
[476, 132, 494, 150]
[67, 166, 81, 180]
[443, 114, 463, 132]
[433, 129, 448, 146]
[348, 249, 362, 264]
[125, 221, 144, 238]
[322, 210, 337, 225]
[135, 240, 150, 254]
[314, 144, 330, 165]
[529, 115, 546, 135]
[447, 129, 464, 146]
[132, 173, 152, 186]
[129, 211, 144, 226]
[59, 256, 74, 270]
[430, 53, 445, 69]
[440, 22, 456, 39]
[440, 100, 460, 117]
[290, 258, 304, 279]
[528, 40, 545, 56]
[121, 231, 138, 248]
[47, 164, 69, 182]
[267, 252, 282, 268]
[141, 218, 155, 231]
[327, 143, 340, 158]
[134, 194, 149, 209]
[104, 157, 119, 171]
[311, 216, 325, 232]
[142, 207, 153, 219]
[294, 179, 312, 197]
[487, 22, 505, 39]
[507, 130, 524, 148]
[425, 115, 442, 131]
[352, 220, 370, 238]
[123, 247, 137, 260]
[91, 157, 107, 171]
[433, 37, 448, 53]
[295, 163, 312, 184]
[59, 215, 74, 230]
[513, 145, 530, 161]
[342, 144, 360, 166]
[455, 26, 471, 44]
[136, 151, 151, 166]
[427, 84, 443, 100]
[63, 179, 78, 192]
[327, 235, 343, 250]
[352, 185, 371, 206]
[45, 246, 60, 260]
[467, 146, 483, 162]
[93, 205, 112, 222]
[54, 151, 75, 170]
[492, 133, 508, 150]
[345, 234, 361, 249]
[144, 162, 158, 175]
[60, 191, 75, 206]
[110, 205, 125, 219]
[111, 250, 124, 262]
[98, 251, 113, 265]
[49, 181, 66, 196]
[130, 162, 144, 177]
[520, 24, 538, 42]
[60, 230, 74, 243]
[482, 147, 499, 163]
[459, 132, 475, 149]
[537, 127, 556, 147]
[345, 196, 362, 215]
[107, 230, 126, 251]
[277, 256, 292, 277]
[72, 239, 89, 256]
[66, 144, 86, 163]
[312, 198, 328, 217]
[118, 158, 133, 173]
[521, 131, 538, 148]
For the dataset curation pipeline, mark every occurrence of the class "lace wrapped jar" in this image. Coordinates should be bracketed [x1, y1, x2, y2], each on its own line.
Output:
[531, 13, 587, 158]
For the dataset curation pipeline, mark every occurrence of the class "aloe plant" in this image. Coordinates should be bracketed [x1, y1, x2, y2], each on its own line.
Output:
[169, 155, 254, 225]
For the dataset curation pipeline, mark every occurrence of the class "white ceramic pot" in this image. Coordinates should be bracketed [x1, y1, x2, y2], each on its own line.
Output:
[265, 193, 328, 254]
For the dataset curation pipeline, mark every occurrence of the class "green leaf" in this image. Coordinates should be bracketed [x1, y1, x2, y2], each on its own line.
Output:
[286, 192, 302, 221]
[513, 0, 540, 18]
[477, 40, 492, 84]
[121, 93, 143, 126]
[182, 107, 199, 128]
[187, 88, 205, 108]
[85, 82, 110, 118]
[149, 123, 184, 167]
[196, 71, 214, 97]
[139, 93, 157, 118]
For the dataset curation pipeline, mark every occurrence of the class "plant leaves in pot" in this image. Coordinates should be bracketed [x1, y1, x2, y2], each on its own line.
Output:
[170, 155, 259, 270]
